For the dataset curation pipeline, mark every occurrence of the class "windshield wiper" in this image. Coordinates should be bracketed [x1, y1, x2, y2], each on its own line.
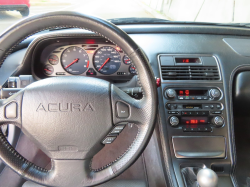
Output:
[108, 18, 250, 28]
[108, 17, 170, 25]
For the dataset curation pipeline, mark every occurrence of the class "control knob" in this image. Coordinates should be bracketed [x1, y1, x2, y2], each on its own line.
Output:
[210, 89, 221, 100]
[212, 116, 224, 127]
[165, 89, 176, 99]
[169, 116, 179, 127]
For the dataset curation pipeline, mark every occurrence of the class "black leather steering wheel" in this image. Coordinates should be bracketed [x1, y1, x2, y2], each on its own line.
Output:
[0, 12, 157, 187]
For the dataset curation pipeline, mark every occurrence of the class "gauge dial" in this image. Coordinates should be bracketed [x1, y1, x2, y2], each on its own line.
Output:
[129, 65, 136, 74]
[123, 55, 131, 65]
[61, 46, 89, 75]
[93, 46, 121, 75]
[48, 54, 59, 65]
[43, 65, 54, 75]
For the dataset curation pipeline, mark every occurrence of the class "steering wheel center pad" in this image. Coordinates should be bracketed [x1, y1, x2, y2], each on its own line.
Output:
[22, 76, 112, 160]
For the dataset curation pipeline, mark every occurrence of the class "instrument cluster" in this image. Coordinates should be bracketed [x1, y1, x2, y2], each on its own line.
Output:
[41, 43, 136, 77]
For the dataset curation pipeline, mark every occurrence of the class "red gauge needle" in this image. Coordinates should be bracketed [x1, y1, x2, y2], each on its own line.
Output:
[65, 58, 79, 69]
[131, 67, 136, 70]
[87, 61, 90, 68]
[49, 59, 57, 61]
[98, 58, 110, 71]
[44, 69, 51, 72]
[125, 59, 130, 62]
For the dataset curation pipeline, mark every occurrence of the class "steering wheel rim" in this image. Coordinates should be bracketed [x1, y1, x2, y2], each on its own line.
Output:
[0, 12, 157, 187]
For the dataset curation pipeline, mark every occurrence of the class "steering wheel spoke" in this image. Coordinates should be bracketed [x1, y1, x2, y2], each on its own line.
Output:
[43, 158, 114, 187]
[0, 90, 23, 128]
[111, 84, 148, 126]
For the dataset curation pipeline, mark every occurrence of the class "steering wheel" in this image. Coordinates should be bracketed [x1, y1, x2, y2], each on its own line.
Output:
[0, 12, 157, 187]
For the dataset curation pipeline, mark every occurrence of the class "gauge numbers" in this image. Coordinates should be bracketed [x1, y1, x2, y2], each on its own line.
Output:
[93, 46, 121, 75]
[61, 46, 89, 75]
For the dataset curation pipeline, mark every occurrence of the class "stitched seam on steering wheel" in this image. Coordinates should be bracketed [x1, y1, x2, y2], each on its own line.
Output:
[0, 130, 48, 173]
[91, 124, 140, 172]
[132, 48, 144, 98]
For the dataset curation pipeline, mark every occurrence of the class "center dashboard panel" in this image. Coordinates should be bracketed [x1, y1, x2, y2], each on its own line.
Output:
[158, 54, 232, 186]
[32, 36, 136, 80]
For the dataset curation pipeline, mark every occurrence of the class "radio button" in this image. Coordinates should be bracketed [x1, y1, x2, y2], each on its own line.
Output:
[202, 96, 208, 100]
[210, 105, 214, 109]
[168, 111, 179, 114]
[196, 96, 202, 100]
[195, 111, 202, 115]
[216, 104, 222, 109]
[177, 104, 183, 109]
[211, 111, 222, 114]
[189, 111, 195, 115]
[190, 96, 196, 100]
[182, 111, 188, 115]
[201, 111, 209, 115]
[184, 96, 190, 100]
[203, 104, 210, 109]
[190, 128, 197, 132]
[178, 96, 184, 100]
[203, 127, 212, 132]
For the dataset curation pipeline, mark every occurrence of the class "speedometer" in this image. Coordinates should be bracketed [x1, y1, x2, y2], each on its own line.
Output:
[93, 46, 121, 75]
[61, 46, 89, 75]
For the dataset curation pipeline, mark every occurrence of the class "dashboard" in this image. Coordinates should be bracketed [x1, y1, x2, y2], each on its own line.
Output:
[2, 23, 250, 187]
[32, 37, 136, 80]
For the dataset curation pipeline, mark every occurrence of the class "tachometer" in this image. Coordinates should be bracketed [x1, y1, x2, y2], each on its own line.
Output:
[93, 46, 121, 75]
[61, 46, 89, 75]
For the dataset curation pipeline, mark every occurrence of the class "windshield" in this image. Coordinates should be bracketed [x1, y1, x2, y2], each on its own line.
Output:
[0, 0, 248, 33]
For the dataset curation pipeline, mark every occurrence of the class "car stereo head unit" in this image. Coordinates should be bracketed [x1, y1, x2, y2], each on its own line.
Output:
[164, 88, 222, 101]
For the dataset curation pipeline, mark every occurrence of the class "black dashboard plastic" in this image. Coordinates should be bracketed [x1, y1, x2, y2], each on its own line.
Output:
[234, 71, 250, 116]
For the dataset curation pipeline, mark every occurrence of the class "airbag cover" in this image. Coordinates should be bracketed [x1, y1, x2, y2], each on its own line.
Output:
[22, 77, 112, 159]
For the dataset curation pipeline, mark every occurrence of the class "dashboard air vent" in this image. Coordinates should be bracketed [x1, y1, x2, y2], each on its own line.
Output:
[161, 66, 220, 80]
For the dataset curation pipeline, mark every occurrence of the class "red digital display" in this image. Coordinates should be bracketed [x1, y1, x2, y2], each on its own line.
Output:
[177, 89, 207, 96]
[175, 58, 201, 63]
[179, 90, 190, 95]
[185, 119, 206, 124]
[182, 59, 190, 63]
[181, 117, 208, 124]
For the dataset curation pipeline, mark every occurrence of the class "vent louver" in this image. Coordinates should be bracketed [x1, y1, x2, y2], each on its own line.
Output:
[161, 66, 220, 80]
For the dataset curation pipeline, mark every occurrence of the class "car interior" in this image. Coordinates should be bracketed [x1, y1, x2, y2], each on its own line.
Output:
[0, 9, 250, 187]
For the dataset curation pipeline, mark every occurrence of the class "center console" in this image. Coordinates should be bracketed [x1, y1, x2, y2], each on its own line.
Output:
[158, 54, 233, 187]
